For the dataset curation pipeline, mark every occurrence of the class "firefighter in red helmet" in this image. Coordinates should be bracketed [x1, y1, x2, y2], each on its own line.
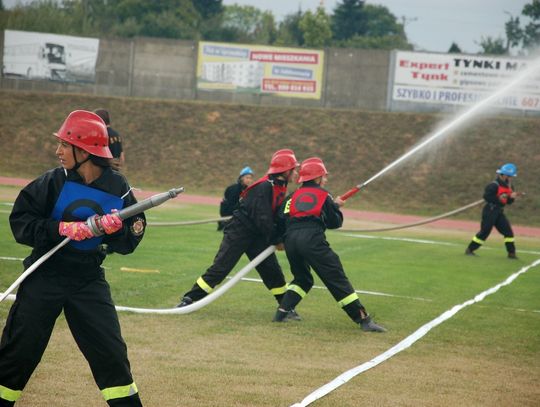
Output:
[176, 149, 299, 313]
[274, 157, 386, 332]
[0, 111, 146, 406]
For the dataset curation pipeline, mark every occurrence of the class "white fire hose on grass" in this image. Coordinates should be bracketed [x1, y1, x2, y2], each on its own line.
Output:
[0, 187, 184, 304]
[115, 245, 276, 314]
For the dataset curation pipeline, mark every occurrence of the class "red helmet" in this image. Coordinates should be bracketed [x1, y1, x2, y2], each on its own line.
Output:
[267, 149, 299, 174]
[298, 157, 328, 183]
[55, 110, 112, 158]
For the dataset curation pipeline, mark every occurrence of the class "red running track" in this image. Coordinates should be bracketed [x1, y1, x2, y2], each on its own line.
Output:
[1, 176, 539, 238]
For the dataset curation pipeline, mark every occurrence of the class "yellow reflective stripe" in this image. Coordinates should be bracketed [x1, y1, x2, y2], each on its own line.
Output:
[472, 236, 485, 245]
[0, 385, 22, 402]
[271, 285, 287, 295]
[504, 237, 515, 243]
[196, 277, 214, 294]
[101, 382, 138, 401]
[287, 284, 307, 298]
[338, 293, 359, 308]
[283, 199, 291, 214]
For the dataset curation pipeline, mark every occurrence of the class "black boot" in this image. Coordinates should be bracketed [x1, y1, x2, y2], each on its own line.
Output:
[176, 296, 193, 308]
[359, 315, 386, 332]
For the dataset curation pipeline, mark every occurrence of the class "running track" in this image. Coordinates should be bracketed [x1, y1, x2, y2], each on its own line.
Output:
[1, 176, 539, 238]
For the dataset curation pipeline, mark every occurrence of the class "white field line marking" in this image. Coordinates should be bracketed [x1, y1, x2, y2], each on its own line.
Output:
[343, 233, 540, 255]
[0, 257, 24, 261]
[290, 258, 540, 407]
[232, 276, 431, 302]
[0, 210, 11, 214]
[1, 202, 14, 206]
[120, 267, 160, 274]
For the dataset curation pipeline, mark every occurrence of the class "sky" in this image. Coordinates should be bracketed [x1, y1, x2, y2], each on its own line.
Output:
[3, 0, 531, 54]
[221, 0, 531, 54]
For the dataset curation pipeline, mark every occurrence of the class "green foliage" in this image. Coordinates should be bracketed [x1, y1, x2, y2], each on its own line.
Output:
[274, 10, 304, 47]
[448, 42, 462, 53]
[522, 0, 540, 48]
[331, 0, 365, 41]
[299, 6, 332, 48]
[222, 4, 277, 44]
[478, 36, 507, 55]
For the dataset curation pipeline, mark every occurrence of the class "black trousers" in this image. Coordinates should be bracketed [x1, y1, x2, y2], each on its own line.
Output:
[0, 269, 141, 407]
[183, 218, 287, 302]
[468, 204, 515, 253]
[281, 227, 366, 323]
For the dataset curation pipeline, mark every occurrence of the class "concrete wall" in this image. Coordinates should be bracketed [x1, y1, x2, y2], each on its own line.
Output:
[10, 35, 536, 116]
[0, 35, 392, 112]
[324, 48, 389, 110]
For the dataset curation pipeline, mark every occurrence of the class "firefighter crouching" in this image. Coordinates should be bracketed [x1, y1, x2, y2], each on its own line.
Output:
[0, 111, 146, 406]
[274, 157, 386, 332]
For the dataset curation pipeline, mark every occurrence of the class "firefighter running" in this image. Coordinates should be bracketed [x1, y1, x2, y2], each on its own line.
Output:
[0, 111, 146, 407]
[176, 149, 298, 313]
[465, 163, 520, 259]
[274, 157, 386, 332]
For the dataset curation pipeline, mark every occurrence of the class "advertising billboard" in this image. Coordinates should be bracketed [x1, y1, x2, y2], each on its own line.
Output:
[197, 41, 325, 100]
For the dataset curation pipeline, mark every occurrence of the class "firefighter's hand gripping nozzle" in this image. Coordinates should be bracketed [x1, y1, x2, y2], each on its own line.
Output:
[86, 187, 185, 236]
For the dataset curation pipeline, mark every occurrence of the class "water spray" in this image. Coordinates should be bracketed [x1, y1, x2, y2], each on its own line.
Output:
[0, 187, 184, 303]
[339, 57, 540, 201]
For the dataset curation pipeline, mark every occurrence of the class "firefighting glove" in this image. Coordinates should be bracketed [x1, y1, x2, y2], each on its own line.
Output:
[59, 221, 95, 241]
[97, 210, 123, 235]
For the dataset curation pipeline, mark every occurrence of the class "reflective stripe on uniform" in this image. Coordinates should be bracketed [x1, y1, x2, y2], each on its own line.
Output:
[338, 293, 359, 308]
[0, 385, 22, 402]
[287, 284, 307, 298]
[472, 236, 485, 245]
[196, 277, 214, 294]
[101, 382, 138, 401]
[504, 237, 515, 243]
[270, 285, 287, 295]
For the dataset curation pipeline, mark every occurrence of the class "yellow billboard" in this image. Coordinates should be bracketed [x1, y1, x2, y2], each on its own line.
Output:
[197, 41, 325, 100]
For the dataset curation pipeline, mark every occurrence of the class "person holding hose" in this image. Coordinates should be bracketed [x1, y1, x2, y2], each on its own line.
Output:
[0, 110, 146, 406]
[217, 166, 254, 231]
[176, 149, 299, 315]
[465, 163, 520, 259]
[274, 157, 386, 332]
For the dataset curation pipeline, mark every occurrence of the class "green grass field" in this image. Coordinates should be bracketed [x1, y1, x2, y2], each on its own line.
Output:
[1, 187, 539, 406]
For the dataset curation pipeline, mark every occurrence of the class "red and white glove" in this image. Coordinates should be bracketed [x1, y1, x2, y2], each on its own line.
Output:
[98, 211, 123, 235]
[59, 221, 95, 241]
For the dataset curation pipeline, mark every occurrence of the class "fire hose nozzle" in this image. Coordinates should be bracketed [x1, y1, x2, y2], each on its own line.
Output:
[86, 186, 185, 235]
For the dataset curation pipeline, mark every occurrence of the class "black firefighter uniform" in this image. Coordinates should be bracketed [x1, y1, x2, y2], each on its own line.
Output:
[0, 167, 145, 407]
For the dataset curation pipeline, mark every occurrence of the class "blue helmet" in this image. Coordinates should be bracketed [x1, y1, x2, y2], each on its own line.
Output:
[496, 163, 517, 177]
[239, 166, 254, 177]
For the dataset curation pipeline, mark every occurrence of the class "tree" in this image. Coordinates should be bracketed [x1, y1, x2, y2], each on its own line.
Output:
[221, 4, 276, 44]
[275, 9, 304, 46]
[522, 0, 540, 49]
[332, 0, 365, 41]
[362, 4, 404, 37]
[192, 0, 222, 19]
[478, 36, 506, 55]
[299, 6, 332, 48]
[448, 42, 462, 53]
[330, 2, 410, 49]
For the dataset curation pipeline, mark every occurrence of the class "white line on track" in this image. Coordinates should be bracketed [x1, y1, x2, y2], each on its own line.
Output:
[342, 233, 540, 255]
[290, 258, 540, 407]
[232, 276, 432, 302]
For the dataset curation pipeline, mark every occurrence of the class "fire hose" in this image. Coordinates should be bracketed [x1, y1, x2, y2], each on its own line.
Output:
[338, 199, 484, 233]
[0, 187, 184, 304]
[115, 245, 276, 314]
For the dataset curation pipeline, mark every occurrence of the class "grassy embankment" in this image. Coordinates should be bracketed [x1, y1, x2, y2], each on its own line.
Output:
[0, 90, 538, 226]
